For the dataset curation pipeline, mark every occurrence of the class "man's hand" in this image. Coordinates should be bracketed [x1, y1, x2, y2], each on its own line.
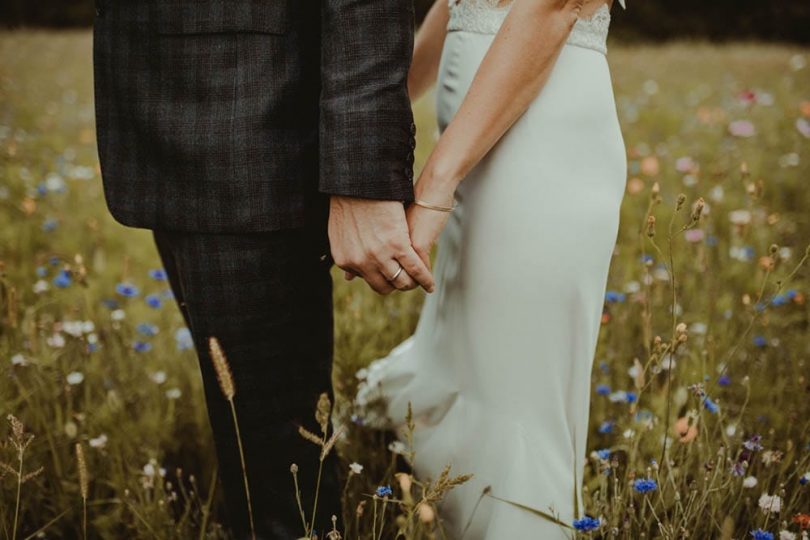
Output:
[328, 196, 435, 295]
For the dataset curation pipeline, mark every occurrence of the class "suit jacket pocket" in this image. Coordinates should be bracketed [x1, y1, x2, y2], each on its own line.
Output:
[154, 0, 289, 35]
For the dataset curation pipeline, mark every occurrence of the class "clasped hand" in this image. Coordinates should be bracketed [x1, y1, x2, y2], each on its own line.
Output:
[328, 191, 453, 295]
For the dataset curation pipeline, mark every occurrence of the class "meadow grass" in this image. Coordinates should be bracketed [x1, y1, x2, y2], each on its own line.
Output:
[1, 31, 809, 539]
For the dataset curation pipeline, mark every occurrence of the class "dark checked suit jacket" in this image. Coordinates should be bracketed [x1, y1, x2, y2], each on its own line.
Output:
[93, 0, 417, 233]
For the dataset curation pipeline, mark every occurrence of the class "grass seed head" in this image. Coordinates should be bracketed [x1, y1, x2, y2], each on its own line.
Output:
[316, 392, 331, 434]
[75, 442, 88, 499]
[208, 337, 235, 400]
[646, 215, 656, 238]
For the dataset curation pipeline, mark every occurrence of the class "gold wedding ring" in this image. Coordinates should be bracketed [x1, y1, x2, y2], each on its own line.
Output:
[387, 265, 404, 282]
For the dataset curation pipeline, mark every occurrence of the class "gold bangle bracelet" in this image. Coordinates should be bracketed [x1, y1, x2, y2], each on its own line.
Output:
[413, 199, 457, 213]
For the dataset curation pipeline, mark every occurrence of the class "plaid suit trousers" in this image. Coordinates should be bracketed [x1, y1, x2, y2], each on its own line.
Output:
[153, 224, 342, 539]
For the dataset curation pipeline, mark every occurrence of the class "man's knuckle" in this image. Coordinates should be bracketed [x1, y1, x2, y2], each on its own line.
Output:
[389, 237, 407, 252]
[348, 251, 366, 266]
[363, 246, 380, 261]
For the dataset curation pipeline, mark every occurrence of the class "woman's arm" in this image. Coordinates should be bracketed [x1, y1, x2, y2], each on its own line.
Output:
[420, 0, 588, 198]
[408, 0, 450, 101]
[407, 0, 593, 265]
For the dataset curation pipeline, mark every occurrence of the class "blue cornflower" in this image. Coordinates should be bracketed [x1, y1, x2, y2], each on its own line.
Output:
[35, 266, 48, 278]
[718, 374, 731, 386]
[136, 323, 159, 337]
[626, 391, 638, 404]
[605, 291, 626, 303]
[175, 328, 194, 351]
[754, 302, 767, 312]
[375, 485, 393, 497]
[770, 294, 789, 306]
[595, 384, 611, 396]
[88, 342, 99, 353]
[53, 270, 72, 288]
[596, 448, 611, 460]
[785, 289, 798, 299]
[743, 434, 763, 452]
[598, 361, 610, 373]
[133, 341, 152, 353]
[116, 282, 140, 298]
[42, 218, 58, 232]
[742, 246, 756, 260]
[101, 299, 120, 310]
[752, 335, 767, 348]
[145, 294, 163, 309]
[749, 529, 773, 540]
[640, 254, 654, 264]
[148, 269, 168, 281]
[633, 478, 657, 494]
[703, 396, 719, 414]
[799, 472, 809, 485]
[572, 516, 600, 532]
[598, 420, 614, 434]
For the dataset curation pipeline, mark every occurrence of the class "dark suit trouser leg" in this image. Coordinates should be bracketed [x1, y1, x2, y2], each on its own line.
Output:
[153, 226, 342, 540]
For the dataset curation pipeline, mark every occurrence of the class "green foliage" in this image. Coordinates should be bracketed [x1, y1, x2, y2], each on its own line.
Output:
[608, 0, 810, 44]
[417, 0, 810, 44]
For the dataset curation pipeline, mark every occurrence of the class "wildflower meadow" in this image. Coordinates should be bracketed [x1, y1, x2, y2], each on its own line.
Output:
[1, 32, 809, 539]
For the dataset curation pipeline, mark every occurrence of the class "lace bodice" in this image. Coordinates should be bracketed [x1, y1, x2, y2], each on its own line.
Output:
[447, 0, 613, 55]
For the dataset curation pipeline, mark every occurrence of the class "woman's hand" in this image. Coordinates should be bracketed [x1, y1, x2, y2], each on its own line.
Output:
[406, 203, 452, 270]
[406, 174, 457, 269]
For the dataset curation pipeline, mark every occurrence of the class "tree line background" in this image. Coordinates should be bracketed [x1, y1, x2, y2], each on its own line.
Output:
[1, 0, 809, 43]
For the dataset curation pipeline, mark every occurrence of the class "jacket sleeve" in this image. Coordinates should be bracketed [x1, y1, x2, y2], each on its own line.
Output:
[319, 0, 417, 202]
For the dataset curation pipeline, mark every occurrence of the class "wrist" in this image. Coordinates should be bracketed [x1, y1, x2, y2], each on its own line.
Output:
[416, 162, 462, 203]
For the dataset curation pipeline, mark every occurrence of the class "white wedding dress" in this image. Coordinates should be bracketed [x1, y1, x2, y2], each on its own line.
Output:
[354, 1, 626, 538]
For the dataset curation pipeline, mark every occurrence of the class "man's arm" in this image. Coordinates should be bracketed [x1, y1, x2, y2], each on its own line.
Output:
[320, 0, 434, 295]
[320, 0, 416, 200]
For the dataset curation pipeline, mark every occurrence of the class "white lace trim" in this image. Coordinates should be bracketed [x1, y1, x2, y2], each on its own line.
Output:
[447, 0, 612, 55]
